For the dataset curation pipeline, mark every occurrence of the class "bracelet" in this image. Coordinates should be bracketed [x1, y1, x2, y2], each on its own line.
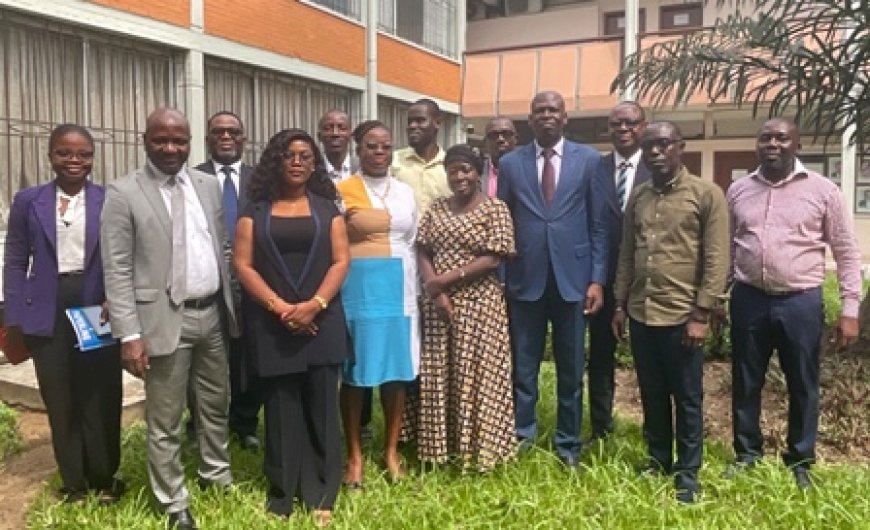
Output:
[458, 267, 466, 280]
[265, 296, 279, 313]
[312, 294, 329, 310]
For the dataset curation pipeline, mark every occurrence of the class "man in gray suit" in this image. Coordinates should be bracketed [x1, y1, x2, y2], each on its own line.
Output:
[101, 108, 238, 530]
[318, 109, 358, 183]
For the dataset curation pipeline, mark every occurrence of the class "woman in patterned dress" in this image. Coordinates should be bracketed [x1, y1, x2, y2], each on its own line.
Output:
[337, 121, 419, 486]
[415, 144, 516, 472]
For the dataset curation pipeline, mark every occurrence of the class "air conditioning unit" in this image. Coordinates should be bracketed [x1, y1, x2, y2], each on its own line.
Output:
[506, 0, 544, 16]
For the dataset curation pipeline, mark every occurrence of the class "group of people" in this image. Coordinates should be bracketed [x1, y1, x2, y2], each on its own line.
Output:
[1, 87, 862, 528]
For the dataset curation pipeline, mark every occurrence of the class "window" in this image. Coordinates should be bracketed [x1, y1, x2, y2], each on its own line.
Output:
[379, 0, 459, 58]
[603, 9, 646, 36]
[205, 58, 360, 164]
[659, 3, 703, 31]
[308, 0, 362, 20]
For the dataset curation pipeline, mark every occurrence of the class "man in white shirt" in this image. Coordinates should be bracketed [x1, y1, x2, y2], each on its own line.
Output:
[101, 108, 239, 530]
[318, 109, 357, 183]
[192, 111, 261, 452]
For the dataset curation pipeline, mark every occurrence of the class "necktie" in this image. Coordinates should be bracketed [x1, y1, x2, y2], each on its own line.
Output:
[221, 166, 238, 242]
[541, 148, 555, 205]
[168, 175, 187, 306]
[616, 161, 631, 212]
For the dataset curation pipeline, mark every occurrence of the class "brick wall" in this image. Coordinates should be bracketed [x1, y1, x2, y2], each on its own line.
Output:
[89, 0, 190, 27]
[378, 35, 461, 103]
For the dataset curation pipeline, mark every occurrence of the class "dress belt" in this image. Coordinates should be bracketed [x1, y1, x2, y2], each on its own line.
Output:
[183, 293, 219, 309]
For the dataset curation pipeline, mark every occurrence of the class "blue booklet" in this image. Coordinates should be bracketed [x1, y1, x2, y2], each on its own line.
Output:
[65, 306, 118, 352]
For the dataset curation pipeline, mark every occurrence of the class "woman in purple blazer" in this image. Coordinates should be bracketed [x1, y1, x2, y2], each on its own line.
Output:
[3, 124, 123, 504]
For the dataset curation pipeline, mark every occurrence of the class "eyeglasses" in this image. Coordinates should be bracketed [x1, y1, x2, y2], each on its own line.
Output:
[281, 151, 315, 163]
[608, 119, 644, 130]
[51, 149, 94, 161]
[640, 138, 683, 151]
[209, 127, 244, 138]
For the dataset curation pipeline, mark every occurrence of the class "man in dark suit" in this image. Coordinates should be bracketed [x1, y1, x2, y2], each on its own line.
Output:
[586, 101, 650, 440]
[192, 110, 261, 451]
[498, 90, 611, 466]
[318, 109, 358, 183]
[481, 116, 517, 197]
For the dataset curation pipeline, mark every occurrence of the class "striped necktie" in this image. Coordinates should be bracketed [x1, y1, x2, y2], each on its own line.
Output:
[616, 161, 631, 212]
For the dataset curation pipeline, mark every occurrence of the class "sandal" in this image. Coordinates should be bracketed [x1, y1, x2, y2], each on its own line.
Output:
[313, 509, 333, 527]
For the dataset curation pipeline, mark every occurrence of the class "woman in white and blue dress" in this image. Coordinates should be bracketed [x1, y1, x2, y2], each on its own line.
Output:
[337, 120, 419, 486]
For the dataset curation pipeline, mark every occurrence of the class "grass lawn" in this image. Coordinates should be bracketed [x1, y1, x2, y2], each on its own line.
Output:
[27, 363, 870, 529]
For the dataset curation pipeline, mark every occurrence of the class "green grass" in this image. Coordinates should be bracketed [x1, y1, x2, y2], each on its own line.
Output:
[27, 364, 870, 529]
[0, 400, 23, 461]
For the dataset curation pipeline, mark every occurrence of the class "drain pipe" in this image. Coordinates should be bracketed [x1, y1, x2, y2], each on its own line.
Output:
[366, 0, 379, 120]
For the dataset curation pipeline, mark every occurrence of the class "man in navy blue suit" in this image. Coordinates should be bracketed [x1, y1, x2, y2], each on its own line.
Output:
[498, 90, 612, 466]
[586, 101, 650, 441]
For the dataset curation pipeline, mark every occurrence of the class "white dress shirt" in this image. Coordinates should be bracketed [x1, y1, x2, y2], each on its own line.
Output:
[56, 186, 85, 273]
[325, 153, 352, 183]
[211, 159, 241, 195]
[150, 161, 221, 300]
[614, 149, 643, 210]
[535, 137, 565, 188]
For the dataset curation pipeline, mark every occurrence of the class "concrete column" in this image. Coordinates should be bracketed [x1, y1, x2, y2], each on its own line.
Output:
[184, 50, 206, 166]
[622, 0, 639, 101]
[456, 0, 467, 144]
[365, 0, 379, 120]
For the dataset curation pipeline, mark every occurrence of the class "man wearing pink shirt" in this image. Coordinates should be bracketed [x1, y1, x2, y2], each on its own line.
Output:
[726, 118, 861, 489]
[481, 117, 517, 197]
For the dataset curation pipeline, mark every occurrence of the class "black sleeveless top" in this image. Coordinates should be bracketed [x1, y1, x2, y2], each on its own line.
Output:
[241, 194, 350, 376]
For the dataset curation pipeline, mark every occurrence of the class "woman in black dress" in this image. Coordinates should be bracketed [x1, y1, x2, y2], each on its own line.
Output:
[234, 128, 350, 525]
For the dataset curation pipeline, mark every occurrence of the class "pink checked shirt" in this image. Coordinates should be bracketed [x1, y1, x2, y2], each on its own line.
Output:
[727, 160, 862, 318]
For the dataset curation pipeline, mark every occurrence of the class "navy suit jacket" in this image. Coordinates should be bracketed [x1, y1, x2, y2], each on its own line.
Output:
[497, 140, 612, 302]
[601, 152, 651, 284]
[3, 180, 106, 336]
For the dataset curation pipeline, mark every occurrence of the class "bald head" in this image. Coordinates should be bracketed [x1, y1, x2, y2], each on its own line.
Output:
[143, 108, 191, 175]
[529, 91, 567, 148]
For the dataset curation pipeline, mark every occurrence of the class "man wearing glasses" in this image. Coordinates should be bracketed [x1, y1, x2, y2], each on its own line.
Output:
[587, 101, 649, 442]
[481, 117, 517, 197]
[191, 111, 262, 452]
[612, 121, 729, 504]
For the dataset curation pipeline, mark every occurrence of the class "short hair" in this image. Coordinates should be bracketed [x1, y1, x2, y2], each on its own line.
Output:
[647, 120, 683, 140]
[444, 144, 483, 176]
[352, 120, 390, 144]
[412, 98, 441, 119]
[49, 124, 94, 151]
[613, 101, 646, 121]
[318, 109, 351, 129]
[207, 110, 244, 130]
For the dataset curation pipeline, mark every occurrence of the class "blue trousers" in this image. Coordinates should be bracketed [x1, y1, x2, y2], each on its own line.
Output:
[630, 319, 704, 486]
[510, 269, 586, 460]
[730, 282, 823, 468]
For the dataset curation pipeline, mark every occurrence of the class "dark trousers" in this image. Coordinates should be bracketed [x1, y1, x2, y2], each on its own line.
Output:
[629, 319, 704, 486]
[25, 274, 121, 492]
[587, 287, 617, 437]
[730, 282, 823, 468]
[510, 268, 586, 460]
[263, 364, 342, 516]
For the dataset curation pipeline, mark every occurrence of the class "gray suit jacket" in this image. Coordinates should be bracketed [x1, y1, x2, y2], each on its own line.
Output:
[101, 164, 239, 356]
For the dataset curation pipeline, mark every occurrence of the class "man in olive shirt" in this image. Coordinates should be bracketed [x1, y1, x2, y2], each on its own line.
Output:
[391, 98, 449, 214]
[612, 121, 729, 504]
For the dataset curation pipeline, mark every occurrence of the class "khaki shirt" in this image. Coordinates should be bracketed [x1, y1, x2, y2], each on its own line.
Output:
[391, 146, 449, 214]
[614, 167, 729, 326]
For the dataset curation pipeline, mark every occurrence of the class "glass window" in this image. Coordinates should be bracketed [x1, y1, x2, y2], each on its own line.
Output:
[379, 0, 458, 59]
[308, 0, 362, 20]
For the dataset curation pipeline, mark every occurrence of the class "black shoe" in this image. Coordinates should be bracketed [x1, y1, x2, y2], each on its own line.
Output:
[59, 486, 87, 504]
[722, 459, 756, 479]
[675, 487, 698, 504]
[237, 433, 261, 451]
[558, 454, 581, 470]
[167, 508, 198, 529]
[792, 467, 812, 490]
[96, 478, 127, 506]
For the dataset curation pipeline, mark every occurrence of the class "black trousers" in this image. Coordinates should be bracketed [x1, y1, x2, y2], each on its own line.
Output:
[25, 274, 121, 492]
[730, 282, 823, 468]
[587, 286, 617, 437]
[629, 319, 704, 487]
[263, 364, 342, 516]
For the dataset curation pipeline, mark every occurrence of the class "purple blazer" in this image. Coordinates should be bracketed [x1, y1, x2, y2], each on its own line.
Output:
[3, 180, 106, 336]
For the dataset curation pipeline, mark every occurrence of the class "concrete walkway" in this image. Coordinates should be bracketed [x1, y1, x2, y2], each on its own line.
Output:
[0, 354, 145, 422]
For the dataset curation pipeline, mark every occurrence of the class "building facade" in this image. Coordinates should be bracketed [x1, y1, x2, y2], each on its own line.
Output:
[463, 0, 870, 260]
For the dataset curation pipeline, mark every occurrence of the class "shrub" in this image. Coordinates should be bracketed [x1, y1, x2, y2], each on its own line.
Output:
[0, 400, 23, 461]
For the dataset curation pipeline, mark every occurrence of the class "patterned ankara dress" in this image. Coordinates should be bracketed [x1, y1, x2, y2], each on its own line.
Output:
[337, 174, 420, 386]
[415, 196, 516, 472]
